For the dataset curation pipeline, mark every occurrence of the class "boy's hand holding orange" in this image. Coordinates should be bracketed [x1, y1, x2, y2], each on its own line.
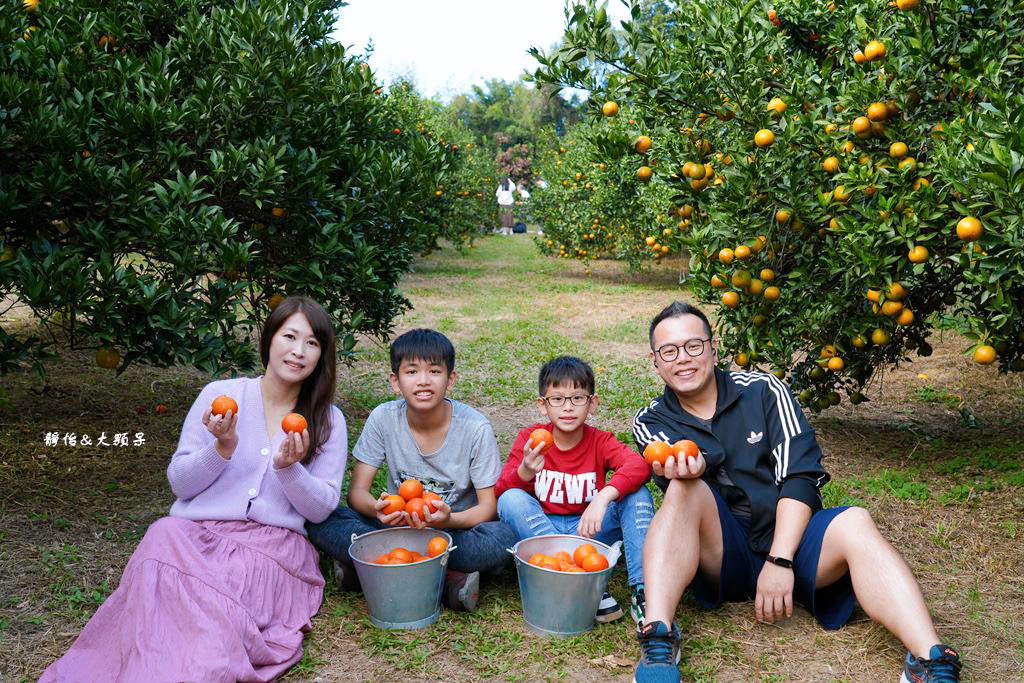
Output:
[518, 438, 548, 482]
[374, 492, 408, 526]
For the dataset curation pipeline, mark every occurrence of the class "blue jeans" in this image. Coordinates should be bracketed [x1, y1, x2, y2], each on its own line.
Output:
[306, 505, 517, 575]
[496, 486, 654, 587]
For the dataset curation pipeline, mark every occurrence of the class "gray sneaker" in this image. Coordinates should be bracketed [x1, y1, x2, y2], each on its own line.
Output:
[629, 584, 646, 624]
[595, 591, 624, 623]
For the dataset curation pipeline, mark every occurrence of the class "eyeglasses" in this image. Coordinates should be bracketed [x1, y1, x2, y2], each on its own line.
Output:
[654, 339, 712, 362]
[541, 394, 593, 407]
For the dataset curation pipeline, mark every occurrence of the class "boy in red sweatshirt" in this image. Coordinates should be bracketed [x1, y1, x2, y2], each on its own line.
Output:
[496, 356, 654, 624]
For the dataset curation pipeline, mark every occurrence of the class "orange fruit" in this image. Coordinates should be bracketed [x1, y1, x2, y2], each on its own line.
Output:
[399, 479, 424, 501]
[722, 291, 740, 308]
[381, 494, 405, 515]
[553, 551, 573, 565]
[854, 50, 866, 64]
[573, 543, 598, 567]
[760, 269, 776, 282]
[734, 245, 752, 260]
[672, 439, 699, 461]
[887, 282, 908, 300]
[528, 553, 547, 566]
[881, 300, 904, 317]
[754, 129, 775, 148]
[973, 345, 996, 365]
[864, 40, 886, 61]
[896, 309, 915, 326]
[643, 441, 673, 466]
[427, 536, 449, 557]
[635, 135, 653, 154]
[827, 357, 845, 371]
[388, 547, 413, 563]
[768, 97, 787, 115]
[774, 209, 791, 223]
[822, 156, 839, 173]
[889, 142, 908, 158]
[423, 491, 443, 511]
[897, 0, 918, 8]
[956, 216, 982, 241]
[95, 346, 120, 369]
[529, 428, 555, 453]
[211, 395, 238, 417]
[281, 412, 307, 433]
[871, 328, 891, 345]
[763, 286, 780, 301]
[852, 116, 871, 134]
[268, 293, 286, 311]
[375, 554, 390, 564]
[710, 274, 726, 288]
[405, 497, 428, 522]
[866, 102, 888, 122]
[271, 207, 286, 218]
[537, 556, 561, 571]
[719, 247, 735, 264]
[636, 166, 653, 182]
[602, 101, 619, 117]
[581, 552, 610, 572]
[908, 245, 928, 263]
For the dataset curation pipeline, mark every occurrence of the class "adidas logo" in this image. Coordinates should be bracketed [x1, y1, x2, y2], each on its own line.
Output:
[746, 431, 763, 444]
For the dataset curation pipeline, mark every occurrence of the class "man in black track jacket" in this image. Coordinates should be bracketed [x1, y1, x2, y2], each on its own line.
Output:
[629, 301, 961, 683]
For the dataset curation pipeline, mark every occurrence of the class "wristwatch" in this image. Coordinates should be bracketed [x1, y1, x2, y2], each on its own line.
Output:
[765, 554, 794, 569]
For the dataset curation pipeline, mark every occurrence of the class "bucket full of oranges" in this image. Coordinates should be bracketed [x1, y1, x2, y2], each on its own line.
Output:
[509, 534, 620, 636]
[349, 527, 454, 629]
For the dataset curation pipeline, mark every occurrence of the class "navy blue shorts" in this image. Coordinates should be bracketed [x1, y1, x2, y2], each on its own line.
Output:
[688, 485, 855, 630]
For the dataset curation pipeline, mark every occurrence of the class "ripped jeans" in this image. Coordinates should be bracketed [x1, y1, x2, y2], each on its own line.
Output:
[496, 486, 654, 587]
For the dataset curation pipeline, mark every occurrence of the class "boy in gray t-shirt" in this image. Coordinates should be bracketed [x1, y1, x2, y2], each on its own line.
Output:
[307, 329, 516, 613]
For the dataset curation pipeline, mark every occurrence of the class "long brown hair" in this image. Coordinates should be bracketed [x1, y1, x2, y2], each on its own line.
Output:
[259, 297, 337, 464]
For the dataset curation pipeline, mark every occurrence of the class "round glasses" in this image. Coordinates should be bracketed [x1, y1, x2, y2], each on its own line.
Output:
[654, 339, 712, 362]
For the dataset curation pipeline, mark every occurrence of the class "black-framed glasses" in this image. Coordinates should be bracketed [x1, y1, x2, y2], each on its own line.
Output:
[654, 339, 712, 362]
[541, 394, 593, 407]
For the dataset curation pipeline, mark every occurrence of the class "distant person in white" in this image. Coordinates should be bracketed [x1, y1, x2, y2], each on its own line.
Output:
[495, 177, 517, 235]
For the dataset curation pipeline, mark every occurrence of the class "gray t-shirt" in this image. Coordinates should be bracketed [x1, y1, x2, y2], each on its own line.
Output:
[353, 398, 501, 512]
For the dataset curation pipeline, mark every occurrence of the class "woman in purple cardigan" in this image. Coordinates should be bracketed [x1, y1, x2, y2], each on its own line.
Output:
[41, 296, 348, 683]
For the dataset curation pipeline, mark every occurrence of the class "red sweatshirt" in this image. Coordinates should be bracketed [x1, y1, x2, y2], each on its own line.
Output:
[495, 423, 652, 515]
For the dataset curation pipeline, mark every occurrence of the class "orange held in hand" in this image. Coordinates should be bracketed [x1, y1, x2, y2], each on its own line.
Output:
[423, 491, 442, 510]
[643, 441, 673, 466]
[211, 395, 238, 417]
[399, 479, 424, 501]
[529, 428, 555, 453]
[381, 495, 405, 515]
[281, 412, 307, 434]
[672, 439, 699, 462]
[427, 536, 449, 557]
[405, 497, 428, 522]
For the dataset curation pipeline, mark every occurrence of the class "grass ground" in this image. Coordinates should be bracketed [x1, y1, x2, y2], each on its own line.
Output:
[1, 234, 1022, 682]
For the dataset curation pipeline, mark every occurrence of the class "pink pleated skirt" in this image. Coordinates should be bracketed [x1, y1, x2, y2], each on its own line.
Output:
[39, 517, 324, 683]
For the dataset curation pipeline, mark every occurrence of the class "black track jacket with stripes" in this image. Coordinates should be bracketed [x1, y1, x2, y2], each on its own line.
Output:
[632, 368, 830, 553]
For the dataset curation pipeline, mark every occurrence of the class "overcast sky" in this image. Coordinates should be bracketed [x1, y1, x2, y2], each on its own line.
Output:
[331, 0, 631, 101]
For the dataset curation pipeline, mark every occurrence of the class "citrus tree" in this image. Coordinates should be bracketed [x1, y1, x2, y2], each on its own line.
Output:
[531, 0, 1024, 409]
[530, 115, 683, 271]
[0, 0, 492, 376]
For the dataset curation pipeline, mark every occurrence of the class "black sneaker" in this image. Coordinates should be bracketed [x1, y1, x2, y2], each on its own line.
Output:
[333, 559, 361, 592]
[442, 570, 479, 612]
[900, 644, 962, 683]
[633, 620, 681, 683]
[629, 584, 646, 624]
[595, 591, 624, 623]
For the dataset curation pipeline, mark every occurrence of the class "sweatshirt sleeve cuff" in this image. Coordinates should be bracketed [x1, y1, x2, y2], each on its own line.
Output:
[607, 473, 639, 497]
[779, 477, 823, 513]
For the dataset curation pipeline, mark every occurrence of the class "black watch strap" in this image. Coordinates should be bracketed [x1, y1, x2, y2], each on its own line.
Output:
[765, 554, 794, 569]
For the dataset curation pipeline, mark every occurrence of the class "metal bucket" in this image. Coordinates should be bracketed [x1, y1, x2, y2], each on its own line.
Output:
[509, 534, 621, 637]
[348, 527, 454, 629]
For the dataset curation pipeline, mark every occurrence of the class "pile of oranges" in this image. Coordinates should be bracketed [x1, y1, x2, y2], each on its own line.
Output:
[381, 479, 443, 522]
[527, 543, 609, 573]
[372, 536, 449, 565]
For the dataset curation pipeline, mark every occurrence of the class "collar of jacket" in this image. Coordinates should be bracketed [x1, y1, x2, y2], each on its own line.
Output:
[659, 367, 742, 429]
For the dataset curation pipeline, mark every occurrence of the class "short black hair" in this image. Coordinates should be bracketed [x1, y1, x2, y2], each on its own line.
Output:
[538, 356, 595, 395]
[390, 328, 455, 374]
[648, 301, 713, 349]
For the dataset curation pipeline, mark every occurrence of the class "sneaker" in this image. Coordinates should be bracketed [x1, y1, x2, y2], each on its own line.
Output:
[333, 559, 360, 592]
[900, 644, 962, 683]
[442, 570, 479, 612]
[629, 584, 646, 624]
[595, 591, 624, 623]
[633, 620, 681, 683]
